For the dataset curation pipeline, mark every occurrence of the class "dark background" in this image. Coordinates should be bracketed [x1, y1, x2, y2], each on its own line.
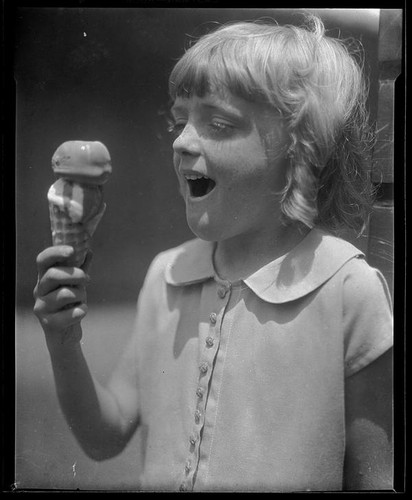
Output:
[15, 7, 381, 307]
[14, 7, 383, 491]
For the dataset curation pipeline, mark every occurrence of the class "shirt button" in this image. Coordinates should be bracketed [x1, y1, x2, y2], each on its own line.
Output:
[194, 410, 202, 423]
[209, 312, 217, 324]
[217, 287, 227, 298]
[199, 362, 208, 374]
[205, 336, 214, 347]
[189, 434, 197, 445]
[196, 387, 204, 398]
[185, 460, 191, 473]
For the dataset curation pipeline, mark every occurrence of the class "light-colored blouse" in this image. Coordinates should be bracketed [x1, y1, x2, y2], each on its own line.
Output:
[123, 228, 392, 492]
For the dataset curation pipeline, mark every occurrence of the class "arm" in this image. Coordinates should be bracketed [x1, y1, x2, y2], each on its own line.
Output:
[33, 246, 140, 460]
[343, 347, 393, 490]
[341, 259, 394, 490]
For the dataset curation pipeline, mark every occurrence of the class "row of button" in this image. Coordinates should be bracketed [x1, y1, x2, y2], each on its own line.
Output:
[180, 356, 208, 490]
[179, 282, 231, 491]
[205, 312, 217, 351]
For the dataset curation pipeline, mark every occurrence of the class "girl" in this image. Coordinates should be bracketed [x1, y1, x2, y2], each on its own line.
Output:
[34, 15, 393, 492]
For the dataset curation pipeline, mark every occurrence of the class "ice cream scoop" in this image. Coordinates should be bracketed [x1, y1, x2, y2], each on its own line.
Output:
[47, 140, 112, 267]
[52, 140, 112, 185]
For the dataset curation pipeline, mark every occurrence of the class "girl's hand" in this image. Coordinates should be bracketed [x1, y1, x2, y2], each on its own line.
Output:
[33, 245, 92, 346]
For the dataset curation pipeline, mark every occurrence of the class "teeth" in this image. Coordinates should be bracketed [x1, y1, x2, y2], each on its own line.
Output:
[184, 174, 210, 181]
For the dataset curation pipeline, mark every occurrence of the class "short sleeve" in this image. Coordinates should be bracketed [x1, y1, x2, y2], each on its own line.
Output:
[342, 258, 393, 377]
[106, 251, 168, 417]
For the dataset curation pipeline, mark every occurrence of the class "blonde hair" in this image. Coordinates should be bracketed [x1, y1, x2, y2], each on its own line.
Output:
[169, 15, 375, 233]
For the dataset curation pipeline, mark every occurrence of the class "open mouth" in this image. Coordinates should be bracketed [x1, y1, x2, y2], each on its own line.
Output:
[185, 174, 216, 198]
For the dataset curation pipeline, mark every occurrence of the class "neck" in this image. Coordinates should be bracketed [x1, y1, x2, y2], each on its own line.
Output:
[214, 222, 310, 282]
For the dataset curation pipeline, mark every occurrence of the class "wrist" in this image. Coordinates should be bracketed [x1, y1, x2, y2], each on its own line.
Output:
[45, 324, 83, 354]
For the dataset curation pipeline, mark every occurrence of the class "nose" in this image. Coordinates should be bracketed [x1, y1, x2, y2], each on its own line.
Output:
[172, 123, 201, 157]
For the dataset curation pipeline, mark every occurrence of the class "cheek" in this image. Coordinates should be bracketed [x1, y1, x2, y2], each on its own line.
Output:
[262, 129, 288, 164]
[261, 134, 290, 191]
[219, 146, 281, 190]
[211, 139, 267, 177]
[256, 110, 289, 162]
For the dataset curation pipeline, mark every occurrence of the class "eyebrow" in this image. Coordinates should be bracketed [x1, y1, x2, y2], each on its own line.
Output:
[171, 101, 244, 120]
[203, 103, 241, 115]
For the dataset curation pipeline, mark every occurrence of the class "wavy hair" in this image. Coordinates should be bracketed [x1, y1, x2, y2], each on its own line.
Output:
[169, 15, 375, 233]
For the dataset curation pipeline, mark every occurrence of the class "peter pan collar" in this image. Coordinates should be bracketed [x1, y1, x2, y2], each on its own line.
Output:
[164, 228, 364, 304]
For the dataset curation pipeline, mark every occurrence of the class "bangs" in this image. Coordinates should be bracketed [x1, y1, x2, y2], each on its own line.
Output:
[168, 24, 283, 104]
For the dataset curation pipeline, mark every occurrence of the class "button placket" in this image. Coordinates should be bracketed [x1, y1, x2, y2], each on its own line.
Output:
[181, 354, 211, 490]
[194, 280, 230, 423]
[182, 340, 214, 488]
[183, 281, 231, 491]
[205, 308, 219, 350]
[182, 432, 198, 491]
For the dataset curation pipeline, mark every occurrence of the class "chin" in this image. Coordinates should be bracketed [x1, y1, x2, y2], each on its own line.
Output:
[188, 225, 217, 242]
[186, 215, 220, 242]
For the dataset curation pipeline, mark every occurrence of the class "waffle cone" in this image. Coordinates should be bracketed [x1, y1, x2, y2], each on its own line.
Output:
[49, 202, 106, 267]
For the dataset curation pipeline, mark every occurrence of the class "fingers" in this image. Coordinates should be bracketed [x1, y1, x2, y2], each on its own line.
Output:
[34, 285, 87, 314]
[36, 303, 88, 333]
[36, 245, 75, 276]
[34, 245, 93, 335]
[35, 265, 89, 297]
[34, 281, 88, 333]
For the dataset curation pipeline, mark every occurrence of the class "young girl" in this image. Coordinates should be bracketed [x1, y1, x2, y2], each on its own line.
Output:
[33, 16, 393, 492]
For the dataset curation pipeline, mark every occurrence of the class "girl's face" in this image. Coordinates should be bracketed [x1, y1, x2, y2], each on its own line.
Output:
[171, 90, 289, 243]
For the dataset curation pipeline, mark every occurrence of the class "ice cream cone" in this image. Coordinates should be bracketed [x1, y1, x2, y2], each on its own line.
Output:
[47, 140, 111, 266]
[48, 200, 106, 267]
[48, 177, 106, 267]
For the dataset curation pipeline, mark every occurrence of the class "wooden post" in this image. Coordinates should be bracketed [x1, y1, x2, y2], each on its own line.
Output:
[367, 9, 402, 298]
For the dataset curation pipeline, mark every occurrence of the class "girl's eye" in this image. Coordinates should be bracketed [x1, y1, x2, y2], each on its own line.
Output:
[167, 120, 186, 137]
[166, 117, 235, 139]
[209, 121, 234, 136]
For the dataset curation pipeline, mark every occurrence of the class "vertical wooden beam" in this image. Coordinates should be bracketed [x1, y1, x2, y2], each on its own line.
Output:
[367, 9, 402, 297]
[371, 9, 403, 184]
